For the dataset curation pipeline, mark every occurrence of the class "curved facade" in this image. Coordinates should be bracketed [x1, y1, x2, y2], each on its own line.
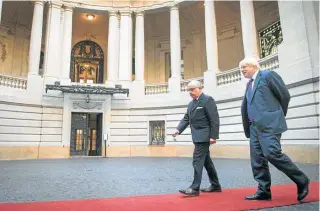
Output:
[0, 0, 318, 163]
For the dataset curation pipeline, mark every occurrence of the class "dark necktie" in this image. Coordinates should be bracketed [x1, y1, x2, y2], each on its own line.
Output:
[247, 79, 254, 97]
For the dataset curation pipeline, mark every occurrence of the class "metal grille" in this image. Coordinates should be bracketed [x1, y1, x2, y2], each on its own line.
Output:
[259, 21, 283, 58]
[149, 121, 165, 145]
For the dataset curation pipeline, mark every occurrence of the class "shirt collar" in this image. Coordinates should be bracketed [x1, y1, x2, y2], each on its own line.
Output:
[251, 70, 259, 80]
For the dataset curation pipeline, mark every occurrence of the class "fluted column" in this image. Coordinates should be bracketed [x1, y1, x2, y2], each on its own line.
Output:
[118, 10, 132, 84]
[203, 0, 218, 93]
[240, 0, 259, 58]
[43, 1, 62, 83]
[28, 1, 44, 76]
[168, 4, 181, 94]
[60, 6, 73, 84]
[115, 15, 120, 80]
[106, 10, 118, 85]
[134, 11, 144, 82]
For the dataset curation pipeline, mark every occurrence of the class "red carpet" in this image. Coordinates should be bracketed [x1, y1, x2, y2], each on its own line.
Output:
[0, 181, 319, 211]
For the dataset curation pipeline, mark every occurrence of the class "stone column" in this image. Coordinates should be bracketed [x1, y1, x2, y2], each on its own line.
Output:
[60, 5, 73, 85]
[28, 1, 44, 76]
[128, 12, 133, 80]
[106, 10, 118, 86]
[118, 9, 132, 87]
[27, 1, 44, 93]
[115, 15, 120, 80]
[168, 4, 181, 94]
[43, 1, 62, 85]
[131, 10, 145, 98]
[240, 0, 259, 58]
[203, 0, 218, 94]
[134, 11, 144, 82]
[0, 0, 2, 24]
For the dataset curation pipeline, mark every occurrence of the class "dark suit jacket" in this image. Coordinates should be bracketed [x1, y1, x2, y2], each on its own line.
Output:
[241, 70, 290, 138]
[177, 93, 220, 143]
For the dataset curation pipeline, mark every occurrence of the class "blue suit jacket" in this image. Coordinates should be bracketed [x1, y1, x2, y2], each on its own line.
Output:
[177, 93, 220, 143]
[241, 70, 290, 138]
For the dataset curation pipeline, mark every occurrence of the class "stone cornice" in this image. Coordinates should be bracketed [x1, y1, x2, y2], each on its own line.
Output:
[48, 1, 63, 9]
[58, 0, 188, 12]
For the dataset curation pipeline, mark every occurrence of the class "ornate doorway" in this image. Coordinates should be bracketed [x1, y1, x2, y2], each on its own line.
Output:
[70, 40, 104, 84]
[70, 113, 103, 156]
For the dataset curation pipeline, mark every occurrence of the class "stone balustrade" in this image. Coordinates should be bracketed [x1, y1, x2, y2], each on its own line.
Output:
[0, 53, 279, 94]
[216, 67, 242, 86]
[181, 77, 204, 92]
[0, 74, 27, 89]
[259, 53, 279, 71]
[145, 83, 169, 95]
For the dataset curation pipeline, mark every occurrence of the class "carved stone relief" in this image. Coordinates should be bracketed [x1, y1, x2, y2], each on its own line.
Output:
[72, 101, 103, 110]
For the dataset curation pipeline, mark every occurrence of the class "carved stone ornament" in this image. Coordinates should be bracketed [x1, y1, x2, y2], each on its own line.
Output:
[0, 41, 7, 62]
[73, 101, 103, 110]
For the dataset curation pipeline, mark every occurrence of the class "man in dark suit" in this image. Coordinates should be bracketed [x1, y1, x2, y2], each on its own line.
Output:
[173, 80, 221, 196]
[240, 57, 309, 202]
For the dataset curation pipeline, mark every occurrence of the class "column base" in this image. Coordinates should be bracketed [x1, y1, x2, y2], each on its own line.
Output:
[115, 80, 132, 90]
[42, 75, 62, 95]
[105, 80, 116, 88]
[59, 77, 71, 86]
[27, 74, 43, 94]
[203, 70, 217, 96]
[168, 77, 181, 95]
[131, 80, 145, 99]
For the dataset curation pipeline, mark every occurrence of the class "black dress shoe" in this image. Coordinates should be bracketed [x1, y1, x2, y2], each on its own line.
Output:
[179, 188, 200, 196]
[245, 193, 272, 200]
[200, 185, 222, 192]
[297, 178, 310, 202]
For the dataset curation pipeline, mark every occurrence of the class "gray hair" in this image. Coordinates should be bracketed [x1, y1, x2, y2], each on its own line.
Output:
[239, 57, 261, 69]
[187, 80, 202, 88]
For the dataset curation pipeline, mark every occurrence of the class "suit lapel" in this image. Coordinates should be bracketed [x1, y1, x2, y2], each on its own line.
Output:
[249, 71, 262, 104]
[191, 93, 203, 112]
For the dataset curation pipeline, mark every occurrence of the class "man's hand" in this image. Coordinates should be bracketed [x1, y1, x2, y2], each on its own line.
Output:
[210, 138, 216, 144]
[172, 130, 179, 137]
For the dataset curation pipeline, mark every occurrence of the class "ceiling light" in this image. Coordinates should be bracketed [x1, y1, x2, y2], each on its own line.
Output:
[86, 14, 95, 20]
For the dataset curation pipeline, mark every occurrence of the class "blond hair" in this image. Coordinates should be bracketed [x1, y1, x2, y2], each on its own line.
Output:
[239, 57, 261, 70]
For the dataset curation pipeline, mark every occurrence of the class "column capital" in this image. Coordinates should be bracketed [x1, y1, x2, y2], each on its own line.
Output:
[119, 8, 132, 16]
[48, 1, 63, 9]
[33, 0, 45, 6]
[108, 10, 118, 17]
[134, 10, 144, 16]
[63, 3, 76, 11]
[169, 3, 179, 11]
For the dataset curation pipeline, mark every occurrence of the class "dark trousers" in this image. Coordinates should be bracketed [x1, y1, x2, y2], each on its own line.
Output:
[189, 142, 221, 190]
[249, 124, 308, 195]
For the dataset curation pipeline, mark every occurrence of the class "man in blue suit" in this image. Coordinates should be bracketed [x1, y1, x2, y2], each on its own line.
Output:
[240, 57, 309, 202]
[173, 80, 221, 196]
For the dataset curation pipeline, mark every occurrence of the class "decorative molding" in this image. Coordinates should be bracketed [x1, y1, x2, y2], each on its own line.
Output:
[108, 10, 118, 17]
[72, 101, 103, 110]
[119, 8, 132, 16]
[0, 41, 7, 62]
[45, 84, 130, 96]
